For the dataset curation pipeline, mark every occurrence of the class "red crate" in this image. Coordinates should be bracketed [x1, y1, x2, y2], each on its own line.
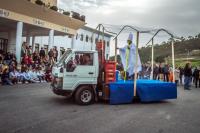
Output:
[104, 61, 116, 72]
[104, 61, 116, 83]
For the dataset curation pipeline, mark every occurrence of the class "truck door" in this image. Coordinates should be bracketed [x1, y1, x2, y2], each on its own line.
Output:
[63, 52, 97, 90]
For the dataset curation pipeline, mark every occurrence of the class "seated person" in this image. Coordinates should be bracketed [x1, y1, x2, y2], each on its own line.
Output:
[9, 68, 18, 84]
[36, 67, 45, 82]
[45, 64, 52, 82]
[28, 68, 40, 83]
[1, 67, 13, 85]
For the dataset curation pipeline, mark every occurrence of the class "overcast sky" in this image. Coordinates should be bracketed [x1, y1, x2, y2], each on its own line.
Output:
[58, 0, 200, 51]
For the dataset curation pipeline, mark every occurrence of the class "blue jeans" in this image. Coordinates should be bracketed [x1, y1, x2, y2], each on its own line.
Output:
[184, 76, 191, 90]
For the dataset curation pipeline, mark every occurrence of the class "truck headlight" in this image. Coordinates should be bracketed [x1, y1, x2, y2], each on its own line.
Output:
[52, 77, 63, 89]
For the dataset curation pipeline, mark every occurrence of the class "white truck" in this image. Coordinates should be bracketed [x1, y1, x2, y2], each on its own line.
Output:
[51, 49, 101, 105]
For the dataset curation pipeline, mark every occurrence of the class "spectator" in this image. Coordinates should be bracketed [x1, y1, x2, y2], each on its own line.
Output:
[27, 46, 32, 56]
[175, 67, 180, 85]
[153, 64, 159, 80]
[179, 66, 184, 85]
[21, 42, 27, 58]
[184, 63, 192, 90]
[9, 68, 18, 84]
[53, 47, 58, 62]
[1, 67, 13, 85]
[163, 64, 169, 82]
[22, 54, 29, 66]
[45, 64, 52, 82]
[193, 67, 200, 88]
[39, 47, 46, 59]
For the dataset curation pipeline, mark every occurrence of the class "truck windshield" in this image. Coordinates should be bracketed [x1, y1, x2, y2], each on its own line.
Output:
[56, 49, 72, 66]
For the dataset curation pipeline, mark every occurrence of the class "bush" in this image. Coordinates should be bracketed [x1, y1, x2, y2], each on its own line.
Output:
[80, 15, 85, 22]
[35, 0, 44, 6]
[50, 6, 58, 11]
[72, 12, 80, 19]
[63, 11, 70, 16]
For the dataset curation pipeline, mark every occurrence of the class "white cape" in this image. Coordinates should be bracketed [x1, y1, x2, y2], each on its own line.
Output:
[119, 43, 142, 76]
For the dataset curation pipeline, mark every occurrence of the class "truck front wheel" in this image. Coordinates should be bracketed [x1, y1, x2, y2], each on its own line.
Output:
[75, 86, 95, 105]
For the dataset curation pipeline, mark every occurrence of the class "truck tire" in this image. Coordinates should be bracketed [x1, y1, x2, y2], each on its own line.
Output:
[75, 86, 95, 105]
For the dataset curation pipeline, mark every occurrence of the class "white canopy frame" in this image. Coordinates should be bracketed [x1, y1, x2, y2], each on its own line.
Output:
[145, 29, 181, 82]
[93, 24, 180, 98]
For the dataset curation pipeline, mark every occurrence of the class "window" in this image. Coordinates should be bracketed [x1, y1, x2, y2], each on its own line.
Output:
[75, 52, 93, 66]
[86, 35, 89, 42]
[66, 52, 94, 72]
[107, 41, 110, 47]
[103, 40, 106, 45]
[80, 34, 84, 41]
[0, 38, 8, 53]
[90, 37, 93, 43]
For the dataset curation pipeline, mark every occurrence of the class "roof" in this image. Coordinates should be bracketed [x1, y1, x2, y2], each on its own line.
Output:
[0, 0, 85, 35]
[82, 26, 113, 38]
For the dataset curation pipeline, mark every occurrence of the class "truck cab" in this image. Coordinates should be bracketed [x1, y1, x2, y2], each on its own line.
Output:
[51, 49, 99, 105]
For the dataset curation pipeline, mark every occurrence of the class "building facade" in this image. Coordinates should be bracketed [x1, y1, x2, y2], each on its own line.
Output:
[0, 0, 85, 63]
[32, 26, 112, 59]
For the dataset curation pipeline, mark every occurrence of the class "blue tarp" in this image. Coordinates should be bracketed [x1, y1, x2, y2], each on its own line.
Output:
[109, 80, 177, 105]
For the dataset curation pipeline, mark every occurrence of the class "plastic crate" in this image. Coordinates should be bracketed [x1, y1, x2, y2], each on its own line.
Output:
[104, 61, 116, 84]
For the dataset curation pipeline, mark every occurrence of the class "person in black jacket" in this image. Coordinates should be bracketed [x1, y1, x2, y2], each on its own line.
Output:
[193, 67, 200, 88]
[184, 63, 192, 90]
[1, 67, 13, 85]
[39, 47, 46, 59]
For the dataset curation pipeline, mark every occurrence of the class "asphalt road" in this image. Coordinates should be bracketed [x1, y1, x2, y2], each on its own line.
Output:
[0, 83, 200, 133]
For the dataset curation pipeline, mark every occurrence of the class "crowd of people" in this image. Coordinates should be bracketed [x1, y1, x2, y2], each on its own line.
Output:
[0, 42, 60, 86]
[140, 63, 200, 90]
[1, 42, 200, 91]
[117, 62, 200, 90]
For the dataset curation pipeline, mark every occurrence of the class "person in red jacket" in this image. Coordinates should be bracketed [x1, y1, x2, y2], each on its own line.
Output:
[27, 55, 33, 67]
[22, 54, 29, 65]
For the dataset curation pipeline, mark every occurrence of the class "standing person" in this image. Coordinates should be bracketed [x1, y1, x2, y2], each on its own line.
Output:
[158, 63, 164, 81]
[179, 66, 184, 85]
[53, 47, 58, 62]
[48, 48, 54, 62]
[153, 64, 159, 80]
[39, 47, 46, 60]
[184, 63, 192, 90]
[27, 46, 32, 57]
[21, 42, 27, 60]
[175, 67, 180, 85]
[163, 64, 169, 82]
[193, 67, 200, 88]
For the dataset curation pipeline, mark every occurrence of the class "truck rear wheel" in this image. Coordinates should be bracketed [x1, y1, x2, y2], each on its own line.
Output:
[75, 86, 94, 105]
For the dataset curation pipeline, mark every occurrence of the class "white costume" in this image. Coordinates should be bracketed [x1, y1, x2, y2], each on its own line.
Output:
[119, 33, 142, 76]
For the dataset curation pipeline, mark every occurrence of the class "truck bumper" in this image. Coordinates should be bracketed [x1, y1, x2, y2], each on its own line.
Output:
[51, 84, 73, 97]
